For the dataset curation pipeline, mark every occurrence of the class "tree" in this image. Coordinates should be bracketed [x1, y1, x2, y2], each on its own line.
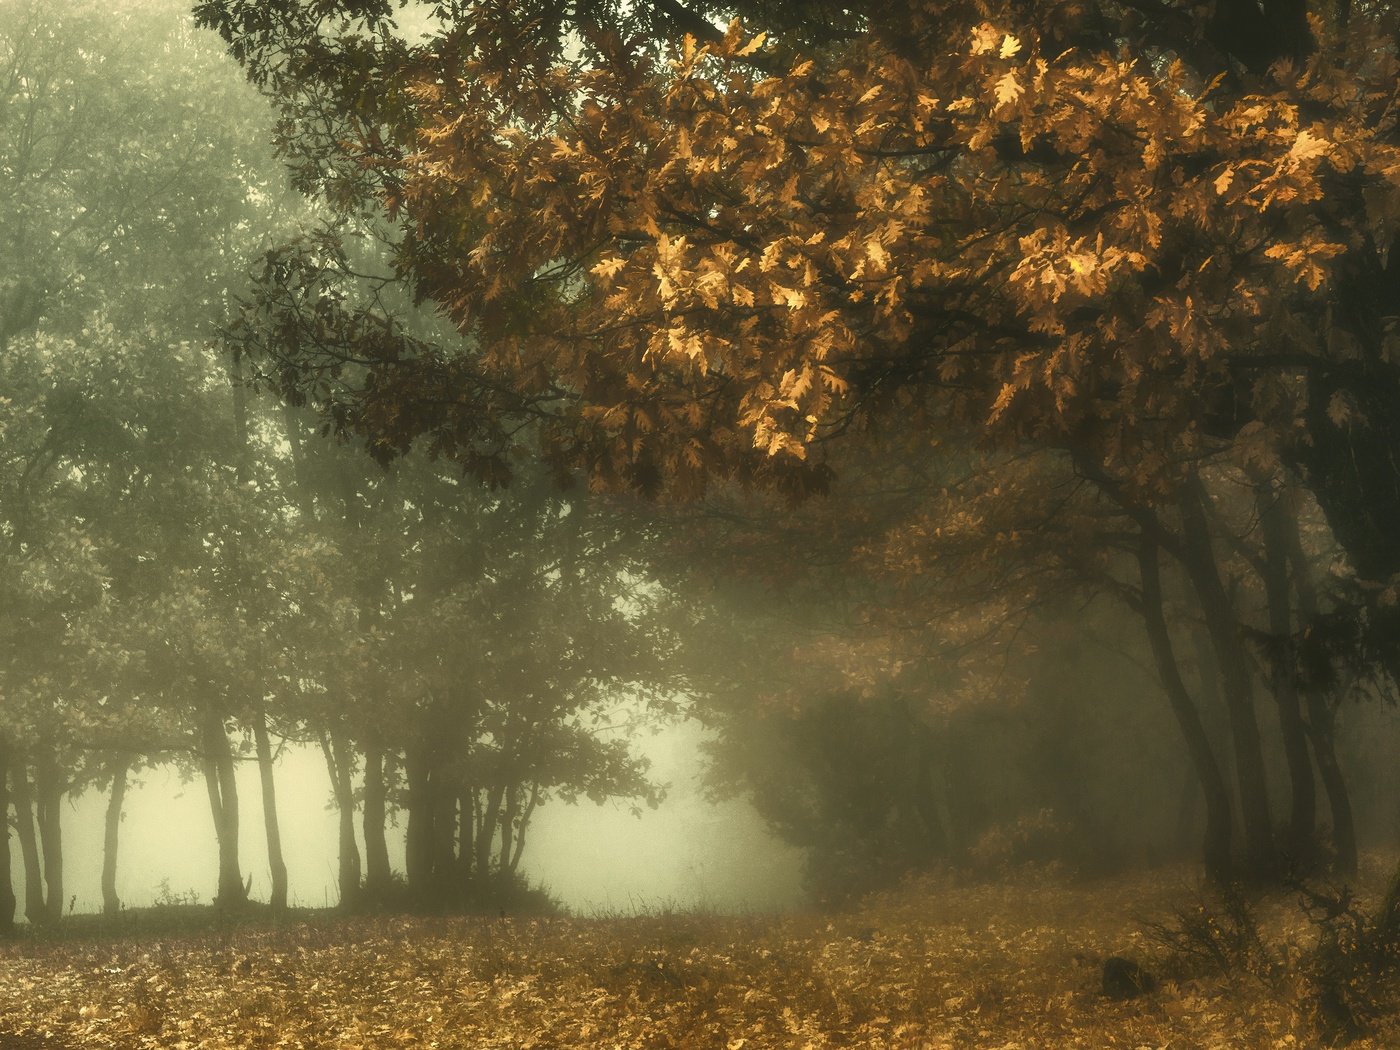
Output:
[0, 0, 312, 918]
[196, 0, 1400, 678]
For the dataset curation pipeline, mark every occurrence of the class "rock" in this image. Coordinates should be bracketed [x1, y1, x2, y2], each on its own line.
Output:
[1101, 955, 1156, 1000]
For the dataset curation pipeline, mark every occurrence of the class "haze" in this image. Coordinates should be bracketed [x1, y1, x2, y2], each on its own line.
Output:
[4, 1, 1400, 1045]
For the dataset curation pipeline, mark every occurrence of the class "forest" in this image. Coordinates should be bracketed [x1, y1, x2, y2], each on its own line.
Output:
[3, 0, 1400, 1044]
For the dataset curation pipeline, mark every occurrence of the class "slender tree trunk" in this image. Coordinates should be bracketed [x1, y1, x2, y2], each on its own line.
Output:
[10, 753, 45, 923]
[363, 745, 392, 897]
[476, 782, 506, 879]
[1256, 477, 1318, 859]
[508, 783, 541, 873]
[1139, 532, 1235, 883]
[1280, 488, 1359, 875]
[1307, 698, 1357, 874]
[101, 759, 129, 917]
[319, 731, 362, 910]
[498, 783, 519, 875]
[1179, 476, 1278, 876]
[429, 780, 456, 900]
[252, 711, 288, 914]
[457, 786, 475, 888]
[35, 748, 64, 922]
[202, 709, 246, 908]
[0, 736, 14, 933]
[405, 744, 435, 896]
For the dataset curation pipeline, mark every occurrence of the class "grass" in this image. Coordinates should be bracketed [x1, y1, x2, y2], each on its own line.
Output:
[1, 859, 1397, 1048]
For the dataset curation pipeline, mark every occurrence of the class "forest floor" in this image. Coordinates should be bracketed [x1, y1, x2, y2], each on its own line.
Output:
[1, 857, 1397, 1049]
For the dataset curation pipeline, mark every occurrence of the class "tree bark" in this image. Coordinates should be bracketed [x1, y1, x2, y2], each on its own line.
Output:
[252, 710, 288, 914]
[320, 730, 362, 910]
[457, 786, 476, 887]
[498, 783, 519, 874]
[362, 744, 392, 897]
[1138, 531, 1235, 883]
[202, 709, 246, 908]
[476, 781, 506, 880]
[405, 743, 435, 896]
[0, 736, 14, 933]
[35, 747, 64, 922]
[1179, 475, 1278, 876]
[1280, 488, 1358, 875]
[9, 751, 46, 923]
[1255, 476, 1318, 860]
[101, 759, 129, 917]
[430, 776, 457, 898]
[508, 782, 541, 873]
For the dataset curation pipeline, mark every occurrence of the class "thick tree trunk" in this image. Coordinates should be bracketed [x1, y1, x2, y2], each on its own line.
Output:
[252, 711, 288, 914]
[1255, 478, 1318, 860]
[35, 748, 64, 922]
[202, 710, 246, 909]
[101, 759, 129, 917]
[1179, 476, 1278, 876]
[0, 736, 14, 933]
[9, 753, 46, 923]
[320, 731, 362, 910]
[1138, 532, 1235, 883]
[362, 745, 392, 897]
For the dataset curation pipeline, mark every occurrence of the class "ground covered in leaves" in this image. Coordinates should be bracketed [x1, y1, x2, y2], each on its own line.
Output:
[1, 862, 1396, 1048]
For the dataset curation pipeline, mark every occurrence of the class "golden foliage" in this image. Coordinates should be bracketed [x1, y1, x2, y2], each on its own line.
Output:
[336, 7, 1400, 499]
[3, 864, 1398, 1047]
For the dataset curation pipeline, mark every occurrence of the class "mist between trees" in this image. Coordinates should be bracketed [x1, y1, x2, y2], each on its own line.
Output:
[5, 727, 805, 920]
[4, 0, 1400, 945]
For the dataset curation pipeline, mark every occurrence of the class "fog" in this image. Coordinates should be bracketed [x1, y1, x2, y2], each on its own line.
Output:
[11, 0, 1400, 1046]
[3, 0, 1400, 950]
[8, 721, 804, 918]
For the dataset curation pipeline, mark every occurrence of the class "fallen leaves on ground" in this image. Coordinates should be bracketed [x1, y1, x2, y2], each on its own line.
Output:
[1, 863, 1396, 1048]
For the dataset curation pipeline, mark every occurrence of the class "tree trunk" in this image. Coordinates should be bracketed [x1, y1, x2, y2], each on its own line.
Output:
[362, 745, 392, 897]
[405, 743, 435, 896]
[101, 759, 129, 917]
[252, 710, 288, 914]
[508, 782, 542, 873]
[1179, 476, 1278, 876]
[498, 783, 519, 874]
[202, 709, 246, 908]
[319, 731, 362, 910]
[1138, 531, 1235, 883]
[1255, 477, 1318, 860]
[0, 736, 14, 933]
[457, 786, 476, 888]
[9, 752, 46, 923]
[476, 782, 506, 879]
[1280, 487, 1359, 876]
[1307, 697, 1357, 875]
[35, 747, 64, 922]
[430, 777, 457, 899]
